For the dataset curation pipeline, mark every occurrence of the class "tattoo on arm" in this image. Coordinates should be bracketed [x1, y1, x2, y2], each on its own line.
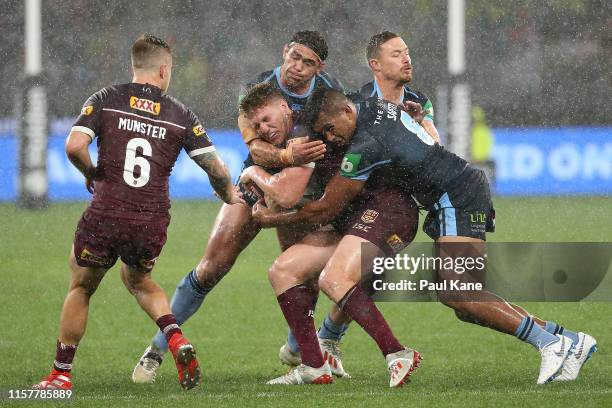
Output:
[193, 151, 233, 202]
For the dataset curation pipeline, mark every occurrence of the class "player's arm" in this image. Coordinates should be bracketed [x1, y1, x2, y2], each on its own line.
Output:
[252, 173, 365, 228]
[421, 119, 440, 144]
[65, 130, 97, 193]
[192, 151, 243, 205]
[239, 113, 326, 167]
[240, 164, 313, 209]
[401, 100, 440, 144]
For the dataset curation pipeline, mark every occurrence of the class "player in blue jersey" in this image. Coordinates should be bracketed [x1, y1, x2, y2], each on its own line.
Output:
[354, 31, 439, 143]
[276, 32, 446, 368]
[254, 89, 597, 386]
[131, 31, 352, 382]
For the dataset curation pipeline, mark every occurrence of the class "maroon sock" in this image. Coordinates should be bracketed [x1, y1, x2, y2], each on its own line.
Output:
[340, 286, 404, 356]
[53, 340, 78, 373]
[156, 314, 182, 342]
[277, 285, 324, 368]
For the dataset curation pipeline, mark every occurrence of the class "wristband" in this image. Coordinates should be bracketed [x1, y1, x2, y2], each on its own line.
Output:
[279, 147, 294, 166]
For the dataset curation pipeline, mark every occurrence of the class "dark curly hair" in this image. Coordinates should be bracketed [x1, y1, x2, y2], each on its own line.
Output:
[290, 30, 328, 61]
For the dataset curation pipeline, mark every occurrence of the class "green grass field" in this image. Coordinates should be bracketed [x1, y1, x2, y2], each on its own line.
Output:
[1, 197, 611, 407]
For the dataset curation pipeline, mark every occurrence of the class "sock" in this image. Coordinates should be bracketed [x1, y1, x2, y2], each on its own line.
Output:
[339, 286, 403, 356]
[515, 316, 559, 350]
[277, 285, 324, 368]
[286, 285, 319, 353]
[151, 270, 209, 352]
[156, 314, 182, 342]
[544, 320, 579, 344]
[287, 330, 300, 353]
[317, 313, 349, 341]
[53, 340, 77, 373]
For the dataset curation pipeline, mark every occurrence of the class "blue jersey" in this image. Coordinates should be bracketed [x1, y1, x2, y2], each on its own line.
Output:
[352, 80, 434, 122]
[340, 97, 467, 200]
[239, 67, 344, 113]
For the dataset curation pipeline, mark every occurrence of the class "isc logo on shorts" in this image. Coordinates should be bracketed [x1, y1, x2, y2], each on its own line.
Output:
[361, 209, 379, 224]
[79, 248, 111, 266]
[130, 96, 160, 115]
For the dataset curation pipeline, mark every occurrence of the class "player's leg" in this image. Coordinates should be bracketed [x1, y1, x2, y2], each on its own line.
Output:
[33, 246, 110, 390]
[121, 261, 201, 390]
[134, 202, 258, 383]
[318, 235, 421, 387]
[267, 231, 339, 385]
[154, 203, 257, 348]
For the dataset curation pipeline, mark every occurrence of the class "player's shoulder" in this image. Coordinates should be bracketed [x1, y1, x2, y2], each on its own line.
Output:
[86, 84, 124, 102]
[403, 84, 429, 105]
[358, 81, 376, 100]
[245, 68, 277, 88]
[315, 71, 344, 91]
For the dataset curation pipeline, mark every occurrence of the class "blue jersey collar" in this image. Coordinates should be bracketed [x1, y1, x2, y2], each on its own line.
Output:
[274, 66, 316, 99]
[372, 78, 406, 102]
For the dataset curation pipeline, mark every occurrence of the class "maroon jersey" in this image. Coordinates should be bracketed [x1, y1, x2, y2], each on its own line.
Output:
[72, 83, 214, 219]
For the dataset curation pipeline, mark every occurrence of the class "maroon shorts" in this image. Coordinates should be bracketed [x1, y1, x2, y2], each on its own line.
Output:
[334, 188, 419, 255]
[73, 208, 170, 272]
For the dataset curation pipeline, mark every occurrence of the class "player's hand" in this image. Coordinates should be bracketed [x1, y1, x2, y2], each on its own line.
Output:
[84, 166, 98, 194]
[227, 186, 246, 205]
[85, 177, 95, 194]
[239, 166, 258, 184]
[290, 140, 326, 165]
[215, 185, 246, 205]
[400, 101, 425, 124]
[252, 201, 275, 227]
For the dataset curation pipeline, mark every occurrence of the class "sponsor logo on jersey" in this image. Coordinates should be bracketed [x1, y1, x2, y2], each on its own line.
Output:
[340, 154, 362, 177]
[192, 124, 205, 137]
[79, 248, 112, 266]
[130, 96, 160, 115]
[387, 234, 405, 253]
[81, 105, 94, 115]
[361, 209, 379, 224]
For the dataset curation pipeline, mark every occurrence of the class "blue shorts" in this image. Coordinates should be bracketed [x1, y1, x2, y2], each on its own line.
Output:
[423, 166, 495, 240]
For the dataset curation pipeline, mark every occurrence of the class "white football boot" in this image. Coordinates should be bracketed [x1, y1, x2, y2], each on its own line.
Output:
[553, 332, 597, 381]
[278, 343, 302, 367]
[319, 338, 351, 378]
[537, 334, 572, 384]
[266, 362, 333, 385]
[132, 346, 164, 384]
[279, 339, 351, 378]
[385, 348, 422, 388]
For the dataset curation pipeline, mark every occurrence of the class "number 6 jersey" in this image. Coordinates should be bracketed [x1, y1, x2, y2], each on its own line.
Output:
[72, 83, 214, 219]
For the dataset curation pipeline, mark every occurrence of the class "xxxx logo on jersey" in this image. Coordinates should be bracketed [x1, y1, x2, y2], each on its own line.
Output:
[193, 124, 205, 137]
[81, 105, 94, 115]
[130, 96, 160, 115]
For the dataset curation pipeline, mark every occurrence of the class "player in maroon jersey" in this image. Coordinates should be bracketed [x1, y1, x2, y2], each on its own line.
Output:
[33, 34, 242, 391]
[237, 82, 420, 384]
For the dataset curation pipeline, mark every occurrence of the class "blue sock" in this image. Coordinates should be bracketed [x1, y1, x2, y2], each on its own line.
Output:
[544, 320, 579, 344]
[287, 329, 300, 353]
[151, 270, 209, 352]
[317, 313, 349, 341]
[515, 316, 559, 350]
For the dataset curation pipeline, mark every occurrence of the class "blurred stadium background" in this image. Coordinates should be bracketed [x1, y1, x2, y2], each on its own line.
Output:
[1, 0, 611, 406]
